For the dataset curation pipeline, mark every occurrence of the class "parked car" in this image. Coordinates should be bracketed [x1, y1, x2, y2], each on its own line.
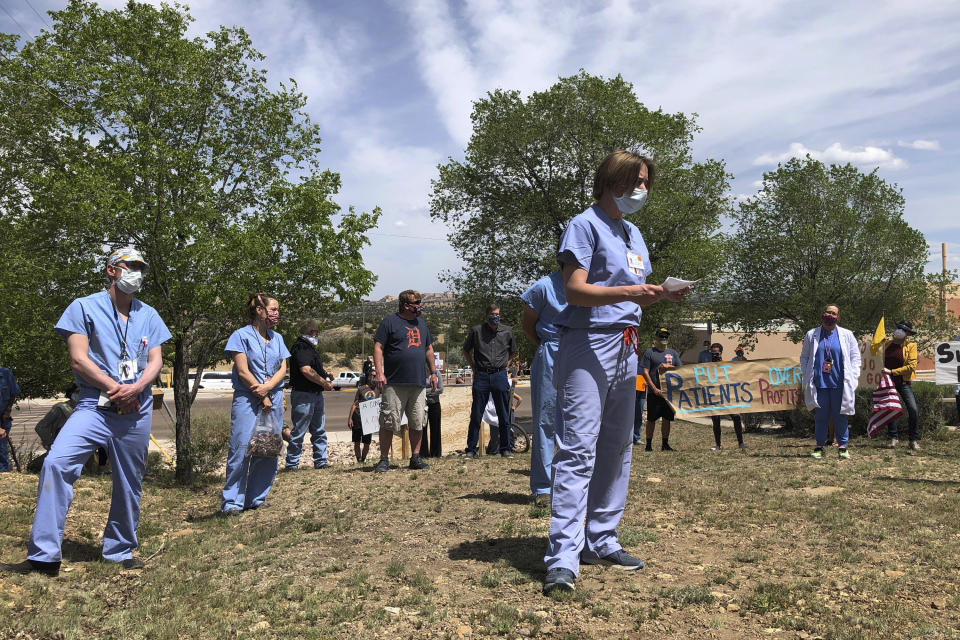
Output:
[332, 371, 362, 390]
[186, 371, 234, 390]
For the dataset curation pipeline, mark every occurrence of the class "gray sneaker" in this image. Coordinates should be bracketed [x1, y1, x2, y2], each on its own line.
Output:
[543, 567, 576, 594]
[409, 454, 430, 470]
[373, 458, 390, 473]
[909, 441, 920, 451]
[888, 438, 899, 448]
[581, 549, 645, 571]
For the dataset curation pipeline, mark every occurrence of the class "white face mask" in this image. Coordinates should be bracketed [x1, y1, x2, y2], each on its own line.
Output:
[115, 267, 144, 294]
[892, 329, 906, 341]
[614, 188, 648, 214]
[302, 334, 319, 346]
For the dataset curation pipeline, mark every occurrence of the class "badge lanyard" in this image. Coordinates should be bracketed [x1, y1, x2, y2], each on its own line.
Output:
[616, 221, 633, 250]
[112, 303, 132, 360]
[254, 326, 272, 384]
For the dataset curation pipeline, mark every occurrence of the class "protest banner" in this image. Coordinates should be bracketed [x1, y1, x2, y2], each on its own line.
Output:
[934, 341, 960, 385]
[858, 336, 886, 388]
[663, 357, 802, 418]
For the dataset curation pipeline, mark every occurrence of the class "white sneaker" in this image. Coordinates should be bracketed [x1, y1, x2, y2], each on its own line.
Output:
[888, 438, 899, 449]
[909, 441, 920, 451]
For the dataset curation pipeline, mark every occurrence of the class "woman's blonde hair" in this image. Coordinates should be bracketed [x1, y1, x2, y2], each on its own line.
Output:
[592, 150, 656, 201]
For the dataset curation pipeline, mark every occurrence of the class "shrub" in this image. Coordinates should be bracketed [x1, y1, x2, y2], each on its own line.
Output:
[190, 411, 232, 474]
[786, 382, 946, 439]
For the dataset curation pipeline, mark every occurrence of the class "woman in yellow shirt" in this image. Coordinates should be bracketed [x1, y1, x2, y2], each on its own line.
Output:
[882, 320, 919, 450]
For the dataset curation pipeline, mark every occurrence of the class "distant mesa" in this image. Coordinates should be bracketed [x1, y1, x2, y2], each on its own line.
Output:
[373, 292, 452, 303]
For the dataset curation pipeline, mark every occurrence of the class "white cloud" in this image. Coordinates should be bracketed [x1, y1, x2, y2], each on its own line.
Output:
[899, 139, 941, 151]
[753, 142, 907, 170]
[394, 220, 408, 227]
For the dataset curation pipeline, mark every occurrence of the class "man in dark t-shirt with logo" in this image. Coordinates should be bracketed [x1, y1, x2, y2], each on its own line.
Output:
[640, 327, 683, 452]
[372, 289, 438, 473]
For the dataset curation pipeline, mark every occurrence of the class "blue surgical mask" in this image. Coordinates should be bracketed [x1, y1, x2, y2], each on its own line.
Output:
[488, 314, 500, 326]
[614, 188, 648, 214]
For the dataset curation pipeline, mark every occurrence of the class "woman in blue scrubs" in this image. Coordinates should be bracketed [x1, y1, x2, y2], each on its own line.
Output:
[543, 150, 687, 594]
[221, 293, 290, 514]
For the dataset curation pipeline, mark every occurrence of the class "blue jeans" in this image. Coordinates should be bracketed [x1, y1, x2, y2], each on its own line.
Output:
[814, 387, 848, 447]
[632, 391, 646, 443]
[888, 382, 919, 442]
[286, 390, 327, 468]
[466, 370, 511, 454]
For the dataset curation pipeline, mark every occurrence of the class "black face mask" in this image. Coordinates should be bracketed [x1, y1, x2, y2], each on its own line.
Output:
[711, 353, 722, 362]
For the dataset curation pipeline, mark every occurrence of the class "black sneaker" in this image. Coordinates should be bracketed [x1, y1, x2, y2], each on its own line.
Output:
[500, 451, 513, 459]
[464, 451, 477, 459]
[0, 559, 61, 577]
[121, 558, 145, 570]
[409, 455, 430, 470]
[543, 567, 576, 594]
[644, 444, 653, 452]
[661, 444, 675, 452]
[373, 458, 390, 473]
[581, 549, 644, 571]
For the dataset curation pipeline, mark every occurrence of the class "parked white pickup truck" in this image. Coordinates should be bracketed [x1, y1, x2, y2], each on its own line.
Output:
[332, 371, 362, 390]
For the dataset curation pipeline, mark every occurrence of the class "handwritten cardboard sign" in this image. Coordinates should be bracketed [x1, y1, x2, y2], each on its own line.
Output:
[663, 357, 802, 417]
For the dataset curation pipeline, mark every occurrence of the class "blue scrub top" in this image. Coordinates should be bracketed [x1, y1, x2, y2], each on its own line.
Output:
[55, 291, 172, 396]
[813, 327, 844, 389]
[520, 271, 567, 343]
[0, 367, 21, 419]
[555, 205, 652, 329]
[225, 325, 291, 392]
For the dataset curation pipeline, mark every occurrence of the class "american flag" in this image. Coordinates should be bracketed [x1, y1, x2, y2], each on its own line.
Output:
[867, 373, 903, 437]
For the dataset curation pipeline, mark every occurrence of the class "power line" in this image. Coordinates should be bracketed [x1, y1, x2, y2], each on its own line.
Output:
[22, 0, 49, 27]
[0, 1, 31, 39]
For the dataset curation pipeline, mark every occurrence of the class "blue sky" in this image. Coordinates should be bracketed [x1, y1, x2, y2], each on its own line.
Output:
[4, 0, 959, 298]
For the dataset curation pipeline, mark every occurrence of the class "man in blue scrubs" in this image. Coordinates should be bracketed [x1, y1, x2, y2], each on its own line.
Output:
[2, 248, 171, 577]
[0, 367, 20, 472]
[520, 271, 567, 504]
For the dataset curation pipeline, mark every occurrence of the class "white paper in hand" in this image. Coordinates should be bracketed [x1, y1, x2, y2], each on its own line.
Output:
[661, 277, 698, 292]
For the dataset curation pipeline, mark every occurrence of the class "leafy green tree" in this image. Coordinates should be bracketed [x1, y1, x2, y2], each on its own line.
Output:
[717, 156, 944, 343]
[0, 1, 378, 483]
[429, 71, 731, 341]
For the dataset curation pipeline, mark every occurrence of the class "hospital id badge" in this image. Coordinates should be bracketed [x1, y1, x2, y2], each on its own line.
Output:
[626, 251, 644, 276]
[118, 358, 138, 382]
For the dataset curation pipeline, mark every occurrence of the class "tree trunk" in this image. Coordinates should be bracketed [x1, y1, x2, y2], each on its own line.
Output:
[173, 337, 193, 485]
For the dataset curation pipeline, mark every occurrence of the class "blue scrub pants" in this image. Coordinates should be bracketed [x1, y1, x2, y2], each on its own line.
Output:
[545, 328, 637, 575]
[27, 397, 152, 563]
[466, 370, 511, 455]
[530, 340, 559, 496]
[222, 389, 283, 512]
[285, 390, 326, 469]
[0, 418, 10, 472]
[814, 387, 849, 447]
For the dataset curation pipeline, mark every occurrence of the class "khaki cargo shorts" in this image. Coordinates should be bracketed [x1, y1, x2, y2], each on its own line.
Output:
[379, 384, 426, 434]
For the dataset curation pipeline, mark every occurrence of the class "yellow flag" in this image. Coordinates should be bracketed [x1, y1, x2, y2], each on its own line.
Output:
[870, 316, 886, 356]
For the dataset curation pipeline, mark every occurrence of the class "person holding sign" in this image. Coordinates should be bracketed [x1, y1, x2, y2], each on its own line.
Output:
[800, 304, 860, 459]
[706, 343, 745, 450]
[640, 328, 683, 451]
[2, 248, 171, 577]
[881, 320, 919, 450]
[221, 293, 290, 515]
[348, 379, 378, 462]
[542, 150, 687, 595]
[372, 289, 438, 473]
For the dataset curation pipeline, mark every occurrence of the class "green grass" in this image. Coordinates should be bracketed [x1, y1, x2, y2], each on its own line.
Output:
[4, 423, 960, 639]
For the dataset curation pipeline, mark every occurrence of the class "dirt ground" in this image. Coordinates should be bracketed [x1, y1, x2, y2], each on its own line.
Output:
[2, 408, 960, 639]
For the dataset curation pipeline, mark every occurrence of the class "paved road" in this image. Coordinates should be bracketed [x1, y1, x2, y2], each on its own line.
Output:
[147, 384, 533, 441]
[6, 383, 533, 455]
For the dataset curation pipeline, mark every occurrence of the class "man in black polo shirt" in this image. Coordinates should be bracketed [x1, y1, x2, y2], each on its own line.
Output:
[463, 303, 518, 458]
[285, 319, 334, 470]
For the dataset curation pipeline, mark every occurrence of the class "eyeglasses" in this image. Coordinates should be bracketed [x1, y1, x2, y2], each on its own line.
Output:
[405, 300, 423, 306]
